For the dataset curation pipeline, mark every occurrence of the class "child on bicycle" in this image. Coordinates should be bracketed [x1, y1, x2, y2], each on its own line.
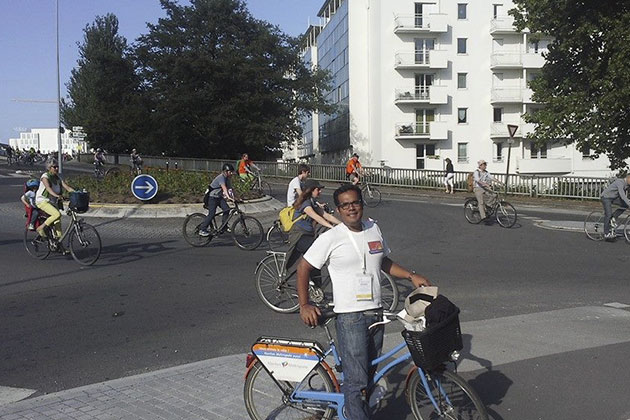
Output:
[21, 179, 41, 231]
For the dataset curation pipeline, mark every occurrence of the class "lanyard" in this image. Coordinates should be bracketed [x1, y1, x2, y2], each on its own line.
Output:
[345, 223, 367, 274]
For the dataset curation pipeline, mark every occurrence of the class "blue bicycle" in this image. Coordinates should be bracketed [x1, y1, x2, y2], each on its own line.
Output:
[244, 309, 488, 419]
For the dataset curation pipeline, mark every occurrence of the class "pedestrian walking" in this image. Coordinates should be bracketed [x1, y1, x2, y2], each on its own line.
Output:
[444, 157, 454, 194]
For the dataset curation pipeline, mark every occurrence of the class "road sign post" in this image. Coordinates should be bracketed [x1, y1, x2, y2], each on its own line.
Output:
[131, 175, 159, 201]
[505, 124, 518, 194]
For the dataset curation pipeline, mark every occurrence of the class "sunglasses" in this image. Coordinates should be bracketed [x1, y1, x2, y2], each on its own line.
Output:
[51, 165, 59, 169]
[337, 200, 363, 210]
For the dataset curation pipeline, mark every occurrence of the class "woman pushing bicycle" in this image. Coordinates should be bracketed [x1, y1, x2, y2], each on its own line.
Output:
[35, 159, 75, 245]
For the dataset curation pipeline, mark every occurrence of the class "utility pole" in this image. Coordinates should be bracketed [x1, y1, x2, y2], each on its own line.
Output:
[56, 0, 63, 174]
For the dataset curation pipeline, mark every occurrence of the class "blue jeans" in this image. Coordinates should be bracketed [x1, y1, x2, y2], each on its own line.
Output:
[200, 196, 230, 231]
[602, 197, 628, 235]
[335, 311, 384, 420]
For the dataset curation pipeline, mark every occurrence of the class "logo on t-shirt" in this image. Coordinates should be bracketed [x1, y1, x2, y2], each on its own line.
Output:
[368, 241, 384, 254]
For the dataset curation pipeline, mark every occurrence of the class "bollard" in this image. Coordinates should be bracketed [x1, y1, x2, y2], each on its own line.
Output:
[166, 160, 169, 172]
[175, 161, 178, 170]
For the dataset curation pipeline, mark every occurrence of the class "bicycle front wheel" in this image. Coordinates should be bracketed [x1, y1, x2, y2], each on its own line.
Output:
[584, 211, 605, 241]
[267, 223, 289, 251]
[407, 369, 488, 420]
[182, 213, 212, 247]
[363, 185, 382, 207]
[260, 181, 272, 197]
[69, 223, 102, 266]
[24, 229, 50, 260]
[464, 199, 482, 224]
[255, 254, 300, 313]
[380, 272, 399, 311]
[231, 215, 264, 250]
[624, 216, 630, 244]
[244, 360, 336, 420]
[496, 201, 517, 228]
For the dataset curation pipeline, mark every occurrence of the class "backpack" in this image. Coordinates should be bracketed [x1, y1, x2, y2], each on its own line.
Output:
[278, 206, 307, 232]
[466, 172, 475, 192]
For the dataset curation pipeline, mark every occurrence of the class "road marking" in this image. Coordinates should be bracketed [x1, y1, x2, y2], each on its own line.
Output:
[0, 386, 37, 405]
[382, 305, 630, 372]
[604, 302, 630, 309]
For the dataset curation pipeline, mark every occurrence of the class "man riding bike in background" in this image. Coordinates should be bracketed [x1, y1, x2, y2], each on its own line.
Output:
[199, 163, 235, 237]
[286, 164, 310, 207]
[346, 153, 364, 186]
[130, 148, 143, 174]
[473, 159, 504, 222]
[600, 174, 630, 241]
[94, 148, 106, 167]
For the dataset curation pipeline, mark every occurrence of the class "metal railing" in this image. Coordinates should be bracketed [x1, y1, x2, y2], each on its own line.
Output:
[86, 153, 612, 201]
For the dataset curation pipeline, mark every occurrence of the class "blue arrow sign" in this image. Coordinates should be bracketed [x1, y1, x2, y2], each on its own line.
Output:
[131, 174, 159, 201]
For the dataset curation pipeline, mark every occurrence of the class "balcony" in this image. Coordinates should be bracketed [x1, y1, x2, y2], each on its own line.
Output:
[394, 14, 448, 34]
[490, 87, 524, 104]
[395, 50, 448, 70]
[490, 16, 518, 34]
[523, 88, 535, 103]
[522, 53, 545, 68]
[394, 85, 448, 105]
[394, 121, 447, 140]
[490, 52, 523, 69]
[490, 122, 523, 138]
[517, 157, 572, 174]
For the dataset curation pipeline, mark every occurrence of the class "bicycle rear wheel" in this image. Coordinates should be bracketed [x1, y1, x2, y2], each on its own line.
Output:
[244, 360, 336, 420]
[24, 229, 50, 260]
[363, 185, 382, 207]
[260, 180, 272, 197]
[231, 215, 264, 250]
[624, 216, 630, 244]
[584, 211, 605, 241]
[464, 199, 482, 224]
[182, 213, 213, 247]
[255, 254, 300, 313]
[407, 369, 488, 420]
[69, 223, 102, 266]
[267, 223, 289, 251]
[496, 201, 517, 228]
[104, 167, 121, 178]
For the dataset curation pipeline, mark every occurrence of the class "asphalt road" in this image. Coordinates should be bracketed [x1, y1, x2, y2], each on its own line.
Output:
[1, 166, 630, 419]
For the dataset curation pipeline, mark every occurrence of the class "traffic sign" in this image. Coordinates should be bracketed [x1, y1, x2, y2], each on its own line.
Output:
[131, 174, 159, 201]
[507, 124, 519, 138]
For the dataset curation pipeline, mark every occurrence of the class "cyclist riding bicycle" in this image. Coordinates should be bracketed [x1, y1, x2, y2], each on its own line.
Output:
[237, 153, 260, 182]
[346, 153, 364, 186]
[35, 159, 75, 252]
[130, 149, 142, 169]
[600, 175, 630, 240]
[473, 159, 504, 222]
[199, 163, 235, 237]
[286, 163, 310, 207]
[94, 148, 106, 167]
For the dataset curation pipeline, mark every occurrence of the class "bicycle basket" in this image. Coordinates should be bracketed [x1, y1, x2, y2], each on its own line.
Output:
[251, 337, 324, 383]
[69, 191, 90, 213]
[402, 310, 463, 371]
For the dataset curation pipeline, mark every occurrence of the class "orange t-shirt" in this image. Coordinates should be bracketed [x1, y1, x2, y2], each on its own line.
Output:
[346, 159, 361, 175]
[238, 159, 252, 174]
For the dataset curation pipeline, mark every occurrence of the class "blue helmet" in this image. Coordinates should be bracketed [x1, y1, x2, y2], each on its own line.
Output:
[26, 179, 40, 188]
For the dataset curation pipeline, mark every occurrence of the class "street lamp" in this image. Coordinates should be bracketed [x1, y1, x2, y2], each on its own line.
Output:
[505, 124, 518, 194]
[55, 0, 63, 174]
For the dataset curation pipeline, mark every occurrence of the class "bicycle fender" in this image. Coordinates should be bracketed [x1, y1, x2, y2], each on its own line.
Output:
[319, 360, 341, 393]
[404, 365, 418, 393]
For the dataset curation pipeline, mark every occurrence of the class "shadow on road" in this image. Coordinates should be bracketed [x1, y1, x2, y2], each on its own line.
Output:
[0, 239, 24, 246]
[98, 240, 179, 264]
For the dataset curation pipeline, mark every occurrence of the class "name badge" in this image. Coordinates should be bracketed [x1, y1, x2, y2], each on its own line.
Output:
[355, 273, 373, 301]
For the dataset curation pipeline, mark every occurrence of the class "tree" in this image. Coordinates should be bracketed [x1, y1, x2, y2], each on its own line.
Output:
[511, 1, 630, 171]
[134, 0, 334, 159]
[62, 14, 149, 153]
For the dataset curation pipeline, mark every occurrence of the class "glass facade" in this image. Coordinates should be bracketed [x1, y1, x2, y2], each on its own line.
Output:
[317, 1, 350, 154]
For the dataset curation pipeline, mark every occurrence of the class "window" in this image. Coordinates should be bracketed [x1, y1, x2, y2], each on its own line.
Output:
[415, 3, 423, 28]
[530, 41, 539, 54]
[457, 4, 467, 19]
[582, 145, 591, 158]
[457, 143, 468, 163]
[495, 142, 503, 162]
[415, 38, 435, 64]
[493, 108, 502, 122]
[457, 73, 467, 89]
[531, 141, 547, 159]
[416, 144, 436, 169]
[415, 74, 433, 98]
[458, 108, 467, 124]
[493, 4, 502, 19]
[457, 38, 467, 54]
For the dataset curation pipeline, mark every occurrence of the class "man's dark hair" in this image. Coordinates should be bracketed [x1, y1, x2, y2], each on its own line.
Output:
[333, 184, 363, 207]
[298, 164, 310, 175]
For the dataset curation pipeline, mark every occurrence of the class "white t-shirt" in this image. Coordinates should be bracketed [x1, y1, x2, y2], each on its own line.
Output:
[286, 176, 302, 207]
[303, 220, 391, 313]
[36, 172, 61, 205]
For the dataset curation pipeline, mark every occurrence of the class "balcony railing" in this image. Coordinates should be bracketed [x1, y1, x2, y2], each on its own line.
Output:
[396, 122, 430, 137]
[490, 16, 517, 34]
[394, 14, 448, 33]
[491, 88, 524, 103]
[395, 88, 430, 102]
[395, 50, 448, 69]
[490, 122, 523, 138]
[490, 53, 523, 68]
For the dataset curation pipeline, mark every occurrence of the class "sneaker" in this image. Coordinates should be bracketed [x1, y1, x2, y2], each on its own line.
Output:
[198, 230, 211, 237]
[604, 232, 616, 241]
[28, 224, 35, 231]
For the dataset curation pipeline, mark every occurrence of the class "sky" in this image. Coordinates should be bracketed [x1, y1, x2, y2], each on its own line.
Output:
[0, 0, 323, 144]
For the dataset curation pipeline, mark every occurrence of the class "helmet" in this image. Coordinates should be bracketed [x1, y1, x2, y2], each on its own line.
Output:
[222, 163, 235, 172]
[97, 148, 103, 152]
[26, 179, 40, 188]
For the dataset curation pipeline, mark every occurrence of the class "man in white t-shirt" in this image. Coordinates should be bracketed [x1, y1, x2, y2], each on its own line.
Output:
[286, 163, 310, 207]
[297, 184, 431, 420]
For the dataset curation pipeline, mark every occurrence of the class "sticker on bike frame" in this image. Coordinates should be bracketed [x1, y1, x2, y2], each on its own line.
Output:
[253, 344, 321, 382]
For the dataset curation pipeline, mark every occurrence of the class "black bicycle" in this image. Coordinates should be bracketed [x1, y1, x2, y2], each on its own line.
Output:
[464, 191, 517, 228]
[182, 200, 264, 250]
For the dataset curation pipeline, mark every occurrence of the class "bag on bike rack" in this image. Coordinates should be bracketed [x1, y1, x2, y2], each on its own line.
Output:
[402, 309, 463, 371]
[251, 337, 324, 382]
[69, 191, 90, 213]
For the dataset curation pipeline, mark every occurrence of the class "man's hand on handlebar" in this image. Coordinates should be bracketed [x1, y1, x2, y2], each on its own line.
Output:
[300, 303, 321, 327]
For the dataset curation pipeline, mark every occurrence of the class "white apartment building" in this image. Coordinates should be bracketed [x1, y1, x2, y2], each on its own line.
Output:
[293, 0, 613, 177]
[9, 128, 87, 154]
